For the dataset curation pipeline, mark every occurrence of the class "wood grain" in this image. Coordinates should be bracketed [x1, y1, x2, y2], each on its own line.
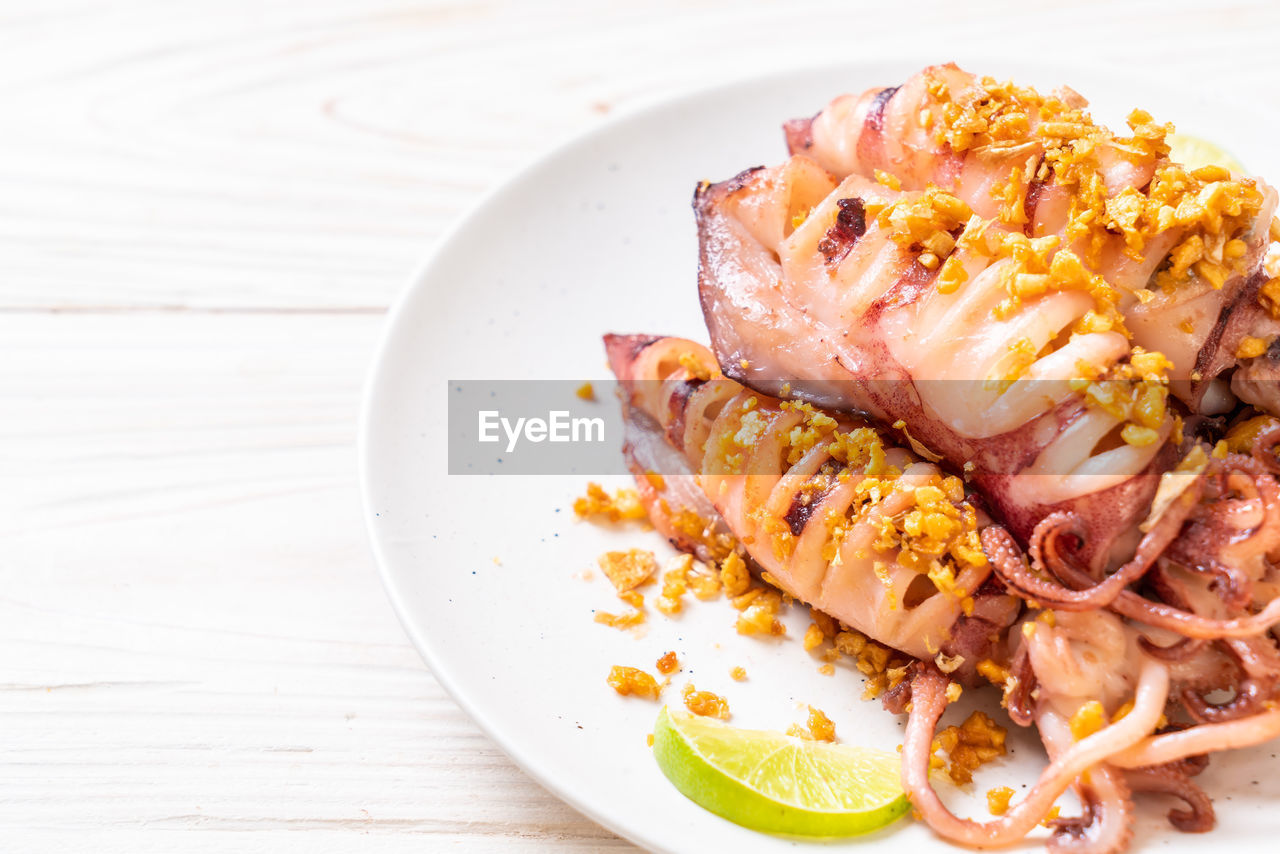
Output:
[6, 0, 1279, 311]
[8, 0, 1280, 850]
[2, 313, 633, 850]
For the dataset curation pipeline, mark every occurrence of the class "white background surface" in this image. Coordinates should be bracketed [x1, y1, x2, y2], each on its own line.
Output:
[9, 1, 1280, 851]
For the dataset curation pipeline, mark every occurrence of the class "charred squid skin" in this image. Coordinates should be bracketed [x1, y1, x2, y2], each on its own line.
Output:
[782, 112, 817, 155]
[782, 84, 898, 167]
[692, 161, 859, 402]
[1022, 170, 1048, 236]
[603, 333, 663, 368]
[1190, 267, 1274, 409]
[856, 85, 900, 169]
[864, 85, 899, 133]
[617, 403, 732, 565]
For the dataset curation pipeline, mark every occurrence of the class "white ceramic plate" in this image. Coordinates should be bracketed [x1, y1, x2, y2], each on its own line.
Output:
[360, 59, 1280, 853]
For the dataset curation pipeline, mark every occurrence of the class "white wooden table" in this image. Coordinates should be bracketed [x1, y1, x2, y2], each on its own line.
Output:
[7, 1, 1280, 850]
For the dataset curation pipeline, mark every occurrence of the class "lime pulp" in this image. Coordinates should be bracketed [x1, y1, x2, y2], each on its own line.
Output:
[651, 706, 911, 837]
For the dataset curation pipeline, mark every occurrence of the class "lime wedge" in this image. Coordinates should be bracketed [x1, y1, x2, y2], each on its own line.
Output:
[1167, 132, 1246, 173]
[652, 706, 910, 837]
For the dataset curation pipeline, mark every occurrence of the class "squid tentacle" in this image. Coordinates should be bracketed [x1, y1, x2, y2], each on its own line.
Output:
[1004, 641, 1037, 727]
[1181, 679, 1268, 723]
[1122, 766, 1215, 833]
[1139, 634, 1208, 661]
[984, 484, 1196, 612]
[901, 660, 1169, 850]
[1045, 765, 1134, 854]
[1251, 424, 1280, 474]
[1111, 707, 1280, 768]
[1050, 551, 1280, 639]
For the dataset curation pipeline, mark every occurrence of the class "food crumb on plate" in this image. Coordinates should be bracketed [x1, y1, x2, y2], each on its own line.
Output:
[987, 785, 1015, 815]
[607, 666, 661, 700]
[595, 608, 646, 630]
[682, 683, 730, 720]
[574, 483, 648, 523]
[788, 705, 837, 742]
[656, 553, 717, 615]
[598, 549, 657, 593]
[932, 711, 1008, 784]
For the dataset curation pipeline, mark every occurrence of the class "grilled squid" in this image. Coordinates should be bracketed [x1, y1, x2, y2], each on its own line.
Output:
[698, 159, 1170, 570]
[698, 64, 1279, 571]
[605, 336, 1280, 854]
[785, 63, 1280, 414]
[899, 581, 1273, 853]
[605, 333, 1019, 670]
[598, 62, 1280, 854]
[902, 651, 1168, 854]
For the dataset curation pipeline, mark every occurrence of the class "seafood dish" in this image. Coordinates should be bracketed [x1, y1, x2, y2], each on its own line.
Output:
[604, 64, 1280, 852]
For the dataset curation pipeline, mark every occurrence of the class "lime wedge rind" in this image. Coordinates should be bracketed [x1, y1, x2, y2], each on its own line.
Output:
[652, 706, 911, 838]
